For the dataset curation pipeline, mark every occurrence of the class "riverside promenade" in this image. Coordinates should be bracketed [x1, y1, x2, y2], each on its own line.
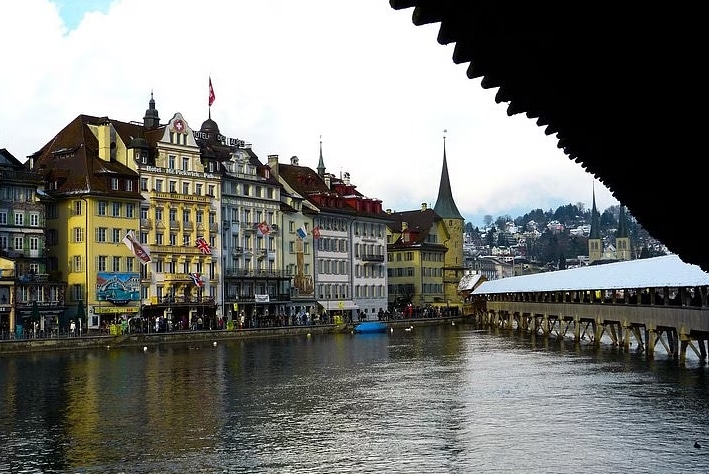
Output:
[0, 315, 470, 355]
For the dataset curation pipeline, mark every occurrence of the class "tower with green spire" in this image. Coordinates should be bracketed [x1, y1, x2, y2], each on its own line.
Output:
[433, 132, 464, 311]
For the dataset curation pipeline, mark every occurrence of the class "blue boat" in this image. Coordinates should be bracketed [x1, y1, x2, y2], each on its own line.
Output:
[353, 321, 388, 334]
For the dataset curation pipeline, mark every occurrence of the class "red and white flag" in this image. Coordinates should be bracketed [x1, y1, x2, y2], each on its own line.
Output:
[122, 230, 152, 265]
[188, 272, 204, 287]
[312, 226, 321, 239]
[208, 77, 215, 107]
[196, 236, 212, 255]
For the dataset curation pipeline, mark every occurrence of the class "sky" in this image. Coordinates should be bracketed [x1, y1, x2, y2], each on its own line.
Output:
[0, 0, 618, 227]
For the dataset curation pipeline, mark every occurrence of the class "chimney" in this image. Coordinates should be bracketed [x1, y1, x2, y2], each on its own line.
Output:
[267, 154, 279, 179]
[421, 202, 427, 211]
[324, 175, 331, 189]
[401, 221, 408, 231]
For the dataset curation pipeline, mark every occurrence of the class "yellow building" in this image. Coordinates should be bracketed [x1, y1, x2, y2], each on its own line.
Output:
[29, 115, 144, 332]
[386, 204, 448, 311]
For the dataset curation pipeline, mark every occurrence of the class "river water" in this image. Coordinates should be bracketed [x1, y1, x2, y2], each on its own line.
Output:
[2, 323, 709, 473]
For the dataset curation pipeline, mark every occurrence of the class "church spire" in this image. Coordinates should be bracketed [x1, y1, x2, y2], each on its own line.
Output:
[317, 135, 325, 177]
[589, 183, 601, 239]
[433, 130, 463, 220]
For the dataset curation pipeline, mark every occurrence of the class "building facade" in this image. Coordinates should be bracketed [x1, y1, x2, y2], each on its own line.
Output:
[1, 148, 67, 336]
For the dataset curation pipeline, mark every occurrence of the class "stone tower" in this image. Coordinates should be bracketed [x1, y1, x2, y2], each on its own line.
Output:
[433, 133, 465, 312]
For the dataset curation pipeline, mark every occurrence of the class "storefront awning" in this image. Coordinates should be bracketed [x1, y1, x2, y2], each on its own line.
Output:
[318, 300, 359, 310]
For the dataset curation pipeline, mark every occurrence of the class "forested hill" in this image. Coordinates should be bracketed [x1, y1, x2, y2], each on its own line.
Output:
[465, 203, 667, 265]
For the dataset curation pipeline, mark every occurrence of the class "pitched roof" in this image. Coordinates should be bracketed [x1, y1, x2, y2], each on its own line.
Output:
[278, 162, 388, 219]
[29, 114, 142, 198]
[387, 207, 447, 249]
[388, 2, 706, 272]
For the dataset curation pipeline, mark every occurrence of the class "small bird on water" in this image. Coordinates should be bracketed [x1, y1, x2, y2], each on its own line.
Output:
[695, 441, 702, 449]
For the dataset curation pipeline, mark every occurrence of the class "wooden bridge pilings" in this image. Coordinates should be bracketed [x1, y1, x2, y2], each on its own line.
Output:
[468, 292, 709, 363]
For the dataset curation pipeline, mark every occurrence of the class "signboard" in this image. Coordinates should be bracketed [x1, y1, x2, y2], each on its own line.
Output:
[96, 273, 141, 305]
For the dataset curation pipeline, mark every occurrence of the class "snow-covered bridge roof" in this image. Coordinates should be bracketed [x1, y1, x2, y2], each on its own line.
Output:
[472, 255, 709, 295]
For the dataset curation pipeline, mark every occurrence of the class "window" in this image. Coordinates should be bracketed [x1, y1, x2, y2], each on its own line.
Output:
[156, 233, 163, 245]
[169, 181, 177, 193]
[141, 178, 148, 191]
[196, 184, 203, 195]
[155, 207, 163, 221]
[111, 178, 119, 190]
[30, 214, 39, 226]
[168, 155, 176, 169]
[141, 207, 148, 219]
[112, 202, 121, 217]
[126, 203, 135, 218]
[14, 237, 23, 250]
[209, 212, 216, 224]
[112, 228, 121, 243]
[98, 201, 107, 216]
[182, 182, 190, 195]
[196, 210, 203, 223]
[113, 256, 121, 272]
[96, 227, 107, 242]
[140, 232, 148, 244]
[243, 184, 250, 196]
[127, 180, 134, 192]
[0, 212, 7, 225]
[126, 257, 134, 273]
[98, 256, 106, 272]
[14, 212, 23, 226]
[182, 157, 189, 171]
[73, 256, 82, 272]
[208, 185, 215, 196]
[169, 208, 177, 223]
[73, 227, 84, 243]
[155, 180, 163, 192]
[169, 233, 177, 246]
[183, 209, 190, 223]
[74, 201, 82, 216]
[72, 284, 83, 301]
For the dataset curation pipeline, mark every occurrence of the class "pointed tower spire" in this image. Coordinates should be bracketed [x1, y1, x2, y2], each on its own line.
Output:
[588, 181, 603, 264]
[589, 183, 601, 239]
[433, 130, 463, 219]
[616, 205, 628, 238]
[317, 135, 325, 177]
[143, 91, 160, 129]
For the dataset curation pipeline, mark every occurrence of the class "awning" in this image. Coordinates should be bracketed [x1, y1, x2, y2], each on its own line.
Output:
[318, 300, 359, 310]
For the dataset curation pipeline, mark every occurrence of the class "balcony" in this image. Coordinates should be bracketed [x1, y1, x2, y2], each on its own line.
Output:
[183, 220, 194, 231]
[140, 218, 153, 229]
[150, 190, 210, 204]
[231, 247, 243, 256]
[209, 222, 219, 232]
[361, 254, 385, 262]
[224, 268, 289, 279]
[169, 220, 181, 230]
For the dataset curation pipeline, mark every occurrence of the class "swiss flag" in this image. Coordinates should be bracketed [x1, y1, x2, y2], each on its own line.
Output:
[209, 77, 215, 107]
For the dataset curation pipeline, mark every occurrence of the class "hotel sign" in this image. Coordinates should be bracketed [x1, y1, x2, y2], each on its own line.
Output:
[193, 130, 245, 148]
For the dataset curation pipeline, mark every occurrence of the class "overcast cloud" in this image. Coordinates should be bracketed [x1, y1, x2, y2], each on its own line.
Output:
[0, 0, 618, 226]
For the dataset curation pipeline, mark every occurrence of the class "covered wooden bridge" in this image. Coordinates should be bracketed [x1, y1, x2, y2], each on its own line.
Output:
[470, 255, 709, 362]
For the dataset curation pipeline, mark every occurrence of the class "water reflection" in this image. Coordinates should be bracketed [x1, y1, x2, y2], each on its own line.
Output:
[2, 324, 709, 473]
